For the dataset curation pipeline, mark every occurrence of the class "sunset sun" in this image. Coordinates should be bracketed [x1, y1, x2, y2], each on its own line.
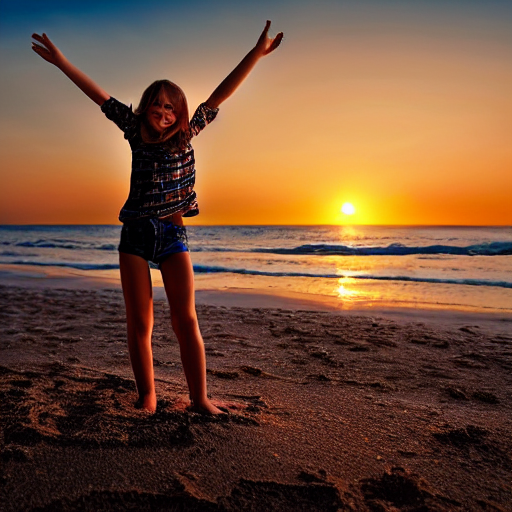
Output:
[341, 202, 356, 216]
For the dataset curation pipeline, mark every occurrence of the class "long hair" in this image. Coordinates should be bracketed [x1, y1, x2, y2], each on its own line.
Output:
[135, 80, 190, 150]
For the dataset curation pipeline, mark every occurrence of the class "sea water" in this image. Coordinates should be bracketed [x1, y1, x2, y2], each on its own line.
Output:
[1, 225, 511, 313]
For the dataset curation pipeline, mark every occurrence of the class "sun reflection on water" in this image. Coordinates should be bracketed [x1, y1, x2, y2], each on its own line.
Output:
[336, 277, 360, 301]
[336, 276, 385, 308]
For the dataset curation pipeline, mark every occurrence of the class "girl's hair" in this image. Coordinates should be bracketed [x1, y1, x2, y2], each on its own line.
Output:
[135, 80, 190, 150]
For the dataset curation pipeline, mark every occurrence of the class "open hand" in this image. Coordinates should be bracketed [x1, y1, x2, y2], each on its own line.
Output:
[255, 20, 283, 56]
[31, 33, 65, 67]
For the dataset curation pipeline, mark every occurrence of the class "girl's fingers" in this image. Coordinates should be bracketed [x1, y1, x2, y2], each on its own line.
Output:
[32, 33, 53, 50]
[32, 41, 48, 53]
[272, 32, 283, 49]
[32, 35, 48, 50]
[257, 20, 271, 44]
[31, 39, 53, 63]
[265, 32, 283, 54]
[32, 33, 44, 43]
[31, 33, 58, 62]
[42, 33, 55, 49]
[256, 21, 283, 55]
[32, 46, 49, 59]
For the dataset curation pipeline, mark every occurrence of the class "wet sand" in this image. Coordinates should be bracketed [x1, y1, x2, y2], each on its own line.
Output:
[1, 283, 511, 511]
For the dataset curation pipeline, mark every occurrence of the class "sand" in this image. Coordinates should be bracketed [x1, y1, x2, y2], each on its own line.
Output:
[1, 283, 511, 511]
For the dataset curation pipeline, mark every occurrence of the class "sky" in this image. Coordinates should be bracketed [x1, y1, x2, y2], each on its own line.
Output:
[0, 0, 511, 225]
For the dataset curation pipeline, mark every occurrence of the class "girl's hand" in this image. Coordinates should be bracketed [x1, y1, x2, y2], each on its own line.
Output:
[31, 33, 65, 68]
[205, 20, 284, 108]
[254, 20, 283, 57]
[30, 32, 109, 106]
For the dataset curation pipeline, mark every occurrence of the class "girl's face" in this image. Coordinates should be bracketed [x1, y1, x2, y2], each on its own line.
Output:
[146, 92, 177, 134]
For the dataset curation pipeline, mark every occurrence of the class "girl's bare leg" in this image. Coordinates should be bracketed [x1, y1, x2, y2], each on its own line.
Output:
[160, 252, 222, 415]
[119, 252, 157, 412]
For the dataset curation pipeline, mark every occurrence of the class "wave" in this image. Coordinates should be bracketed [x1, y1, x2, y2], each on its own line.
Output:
[0, 251, 39, 257]
[6, 261, 119, 271]
[192, 264, 512, 289]
[4, 260, 511, 288]
[5, 240, 118, 251]
[250, 241, 512, 257]
[2, 238, 511, 257]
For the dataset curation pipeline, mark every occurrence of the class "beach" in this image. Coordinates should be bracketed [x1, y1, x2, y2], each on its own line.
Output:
[1, 275, 511, 511]
[3, 0, 511, 505]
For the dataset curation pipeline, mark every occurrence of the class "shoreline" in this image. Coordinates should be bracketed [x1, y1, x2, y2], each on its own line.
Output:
[1, 263, 511, 335]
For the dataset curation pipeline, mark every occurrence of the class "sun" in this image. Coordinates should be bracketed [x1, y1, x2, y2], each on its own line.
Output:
[341, 202, 356, 215]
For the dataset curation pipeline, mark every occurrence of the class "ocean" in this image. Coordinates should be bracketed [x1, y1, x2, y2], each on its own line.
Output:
[1, 225, 511, 313]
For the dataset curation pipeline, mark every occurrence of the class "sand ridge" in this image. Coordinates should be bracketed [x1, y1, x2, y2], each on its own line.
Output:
[1, 284, 511, 511]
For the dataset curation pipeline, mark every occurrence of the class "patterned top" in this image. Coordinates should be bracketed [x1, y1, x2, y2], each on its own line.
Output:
[101, 97, 219, 221]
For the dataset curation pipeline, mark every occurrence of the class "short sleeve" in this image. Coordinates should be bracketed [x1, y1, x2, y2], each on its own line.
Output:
[190, 103, 219, 137]
[101, 97, 138, 140]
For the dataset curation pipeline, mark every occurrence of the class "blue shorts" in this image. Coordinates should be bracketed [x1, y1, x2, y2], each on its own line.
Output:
[118, 217, 189, 267]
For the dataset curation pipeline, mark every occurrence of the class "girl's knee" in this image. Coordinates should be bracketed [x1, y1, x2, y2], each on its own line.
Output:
[127, 315, 154, 337]
[171, 310, 198, 337]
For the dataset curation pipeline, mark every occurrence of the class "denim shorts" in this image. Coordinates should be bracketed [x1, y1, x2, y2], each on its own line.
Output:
[118, 216, 189, 267]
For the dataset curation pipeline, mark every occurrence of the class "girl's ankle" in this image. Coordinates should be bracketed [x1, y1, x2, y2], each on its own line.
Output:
[135, 392, 157, 412]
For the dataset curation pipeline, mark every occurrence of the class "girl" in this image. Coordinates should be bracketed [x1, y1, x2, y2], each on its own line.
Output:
[32, 22, 283, 414]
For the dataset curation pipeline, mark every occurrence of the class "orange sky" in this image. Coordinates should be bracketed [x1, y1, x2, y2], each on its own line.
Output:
[1, 1, 511, 225]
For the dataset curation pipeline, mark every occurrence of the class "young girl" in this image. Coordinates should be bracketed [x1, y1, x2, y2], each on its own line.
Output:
[32, 22, 283, 414]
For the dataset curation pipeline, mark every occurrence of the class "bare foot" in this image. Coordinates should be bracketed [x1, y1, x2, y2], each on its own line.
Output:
[134, 393, 157, 413]
[212, 399, 247, 412]
[189, 398, 225, 415]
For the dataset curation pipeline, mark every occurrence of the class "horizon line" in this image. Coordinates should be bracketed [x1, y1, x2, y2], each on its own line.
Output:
[1, 223, 511, 228]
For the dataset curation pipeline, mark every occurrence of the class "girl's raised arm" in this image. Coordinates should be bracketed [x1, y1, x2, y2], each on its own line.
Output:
[205, 21, 283, 109]
[32, 33, 110, 106]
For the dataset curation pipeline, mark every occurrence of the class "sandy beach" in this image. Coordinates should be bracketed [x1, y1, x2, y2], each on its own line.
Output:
[1, 280, 511, 511]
